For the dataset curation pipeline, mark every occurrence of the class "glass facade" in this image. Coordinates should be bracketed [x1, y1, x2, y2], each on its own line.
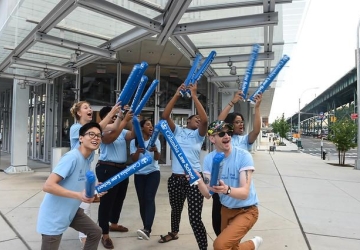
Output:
[0, 0, 308, 165]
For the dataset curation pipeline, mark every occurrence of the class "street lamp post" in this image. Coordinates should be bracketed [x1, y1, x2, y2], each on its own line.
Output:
[298, 98, 301, 148]
[298, 87, 319, 150]
[355, 18, 360, 170]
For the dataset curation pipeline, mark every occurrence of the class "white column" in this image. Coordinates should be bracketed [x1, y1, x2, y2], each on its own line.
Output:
[5, 80, 32, 174]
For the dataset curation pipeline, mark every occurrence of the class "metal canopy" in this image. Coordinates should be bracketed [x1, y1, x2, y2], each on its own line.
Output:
[0, 0, 309, 118]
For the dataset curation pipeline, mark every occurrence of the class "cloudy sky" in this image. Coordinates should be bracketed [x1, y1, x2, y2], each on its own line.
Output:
[270, 0, 360, 122]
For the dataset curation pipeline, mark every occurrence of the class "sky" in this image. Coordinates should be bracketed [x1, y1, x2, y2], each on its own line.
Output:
[269, 0, 360, 122]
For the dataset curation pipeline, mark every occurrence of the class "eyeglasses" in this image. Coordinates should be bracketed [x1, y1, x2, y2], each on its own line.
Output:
[233, 121, 244, 125]
[214, 131, 234, 137]
[84, 132, 102, 139]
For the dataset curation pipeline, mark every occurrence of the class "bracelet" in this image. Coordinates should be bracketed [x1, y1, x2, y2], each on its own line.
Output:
[228, 103, 233, 107]
[230, 100, 236, 105]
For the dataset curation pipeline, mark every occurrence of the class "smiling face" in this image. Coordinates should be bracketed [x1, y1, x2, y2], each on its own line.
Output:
[79, 127, 101, 151]
[232, 115, 244, 135]
[209, 128, 233, 156]
[77, 102, 93, 124]
[142, 120, 153, 137]
[187, 115, 201, 130]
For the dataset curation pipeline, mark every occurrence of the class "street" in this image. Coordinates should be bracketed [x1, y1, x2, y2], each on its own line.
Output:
[297, 136, 357, 164]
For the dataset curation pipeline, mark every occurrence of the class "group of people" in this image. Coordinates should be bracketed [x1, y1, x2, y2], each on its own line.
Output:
[36, 81, 264, 250]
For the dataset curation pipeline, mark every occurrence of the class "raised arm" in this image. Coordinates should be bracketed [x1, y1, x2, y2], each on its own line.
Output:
[124, 117, 136, 141]
[102, 111, 134, 144]
[188, 83, 208, 136]
[248, 94, 262, 144]
[161, 84, 186, 132]
[99, 103, 121, 131]
[217, 90, 244, 121]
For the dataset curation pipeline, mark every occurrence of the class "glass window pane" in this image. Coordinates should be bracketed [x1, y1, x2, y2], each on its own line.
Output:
[80, 63, 118, 106]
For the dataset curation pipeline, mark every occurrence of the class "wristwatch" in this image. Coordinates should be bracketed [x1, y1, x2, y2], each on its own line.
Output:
[225, 186, 231, 195]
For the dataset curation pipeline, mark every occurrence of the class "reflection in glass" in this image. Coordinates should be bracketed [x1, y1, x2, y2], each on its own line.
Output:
[81, 63, 117, 106]
[60, 74, 76, 147]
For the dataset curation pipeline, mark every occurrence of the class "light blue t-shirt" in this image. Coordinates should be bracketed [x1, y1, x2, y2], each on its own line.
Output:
[70, 123, 82, 149]
[69, 123, 94, 162]
[171, 125, 205, 173]
[130, 138, 161, 174]
[203, 148, 258, 208]
[99, 129, 128, 163]
[37, 149, 90, 235]
[231, 134, 252, 151]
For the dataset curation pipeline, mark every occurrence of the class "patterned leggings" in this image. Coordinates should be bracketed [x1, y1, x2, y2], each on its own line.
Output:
[168, 174, 208, 250]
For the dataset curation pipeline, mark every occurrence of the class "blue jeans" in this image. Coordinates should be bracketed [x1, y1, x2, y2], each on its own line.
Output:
[134, 171, 160, 232]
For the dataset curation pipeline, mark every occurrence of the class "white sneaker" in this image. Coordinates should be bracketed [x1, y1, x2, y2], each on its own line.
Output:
[251, 236, 263, 250]
[137, 229, 150, 240]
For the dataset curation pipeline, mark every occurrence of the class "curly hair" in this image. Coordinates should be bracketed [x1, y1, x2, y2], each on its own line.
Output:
[224, 112, 244, 124]
[70, 101, 89, 121]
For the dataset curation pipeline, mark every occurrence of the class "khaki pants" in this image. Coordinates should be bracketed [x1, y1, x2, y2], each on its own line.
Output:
[41, 208, 102, 250]
[214, 206, 259, 250]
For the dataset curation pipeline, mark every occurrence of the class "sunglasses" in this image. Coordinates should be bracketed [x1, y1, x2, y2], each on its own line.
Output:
[214, 131, 234, 137]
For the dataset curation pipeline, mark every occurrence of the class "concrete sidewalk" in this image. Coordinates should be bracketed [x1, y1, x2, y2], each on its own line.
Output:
[1, 140, 360, 249]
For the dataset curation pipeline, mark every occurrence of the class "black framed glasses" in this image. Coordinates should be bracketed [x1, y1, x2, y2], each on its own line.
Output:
[214, 131, 234, 137]
[84, 132, 102, 139]
[233, 120, 244, 125]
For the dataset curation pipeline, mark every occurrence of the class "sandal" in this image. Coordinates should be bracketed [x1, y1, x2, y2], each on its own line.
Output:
[158, 232, 178, 243]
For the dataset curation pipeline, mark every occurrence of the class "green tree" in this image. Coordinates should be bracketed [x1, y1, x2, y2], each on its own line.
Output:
[271, 113, 290, 142]
[328, 116, 357, 165]
[272, 119, 279, 135]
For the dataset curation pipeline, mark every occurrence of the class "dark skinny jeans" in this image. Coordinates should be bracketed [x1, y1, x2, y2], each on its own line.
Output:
[134, 170, 160, 233]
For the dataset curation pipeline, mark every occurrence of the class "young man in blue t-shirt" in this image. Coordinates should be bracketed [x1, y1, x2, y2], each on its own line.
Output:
[37, 122, 104, 250]
[198, 120, 263, 250]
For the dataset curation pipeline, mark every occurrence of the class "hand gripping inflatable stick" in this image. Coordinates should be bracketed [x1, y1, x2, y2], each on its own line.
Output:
[132, 116, 145, 149]
[134, 79, 159, 116]
[240, 44, 260, 100]
[117, 62, 148, 106]
[209, 152, 225, 187]
[157, 120, 200, 186]
[248, 55, 290, 104]
[85, 170, 96, 198]
[180, 54, 202, 97]
[130, 75, 148, 112]
[146, 124, 160, 150]
[95, 155, 152, 193]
